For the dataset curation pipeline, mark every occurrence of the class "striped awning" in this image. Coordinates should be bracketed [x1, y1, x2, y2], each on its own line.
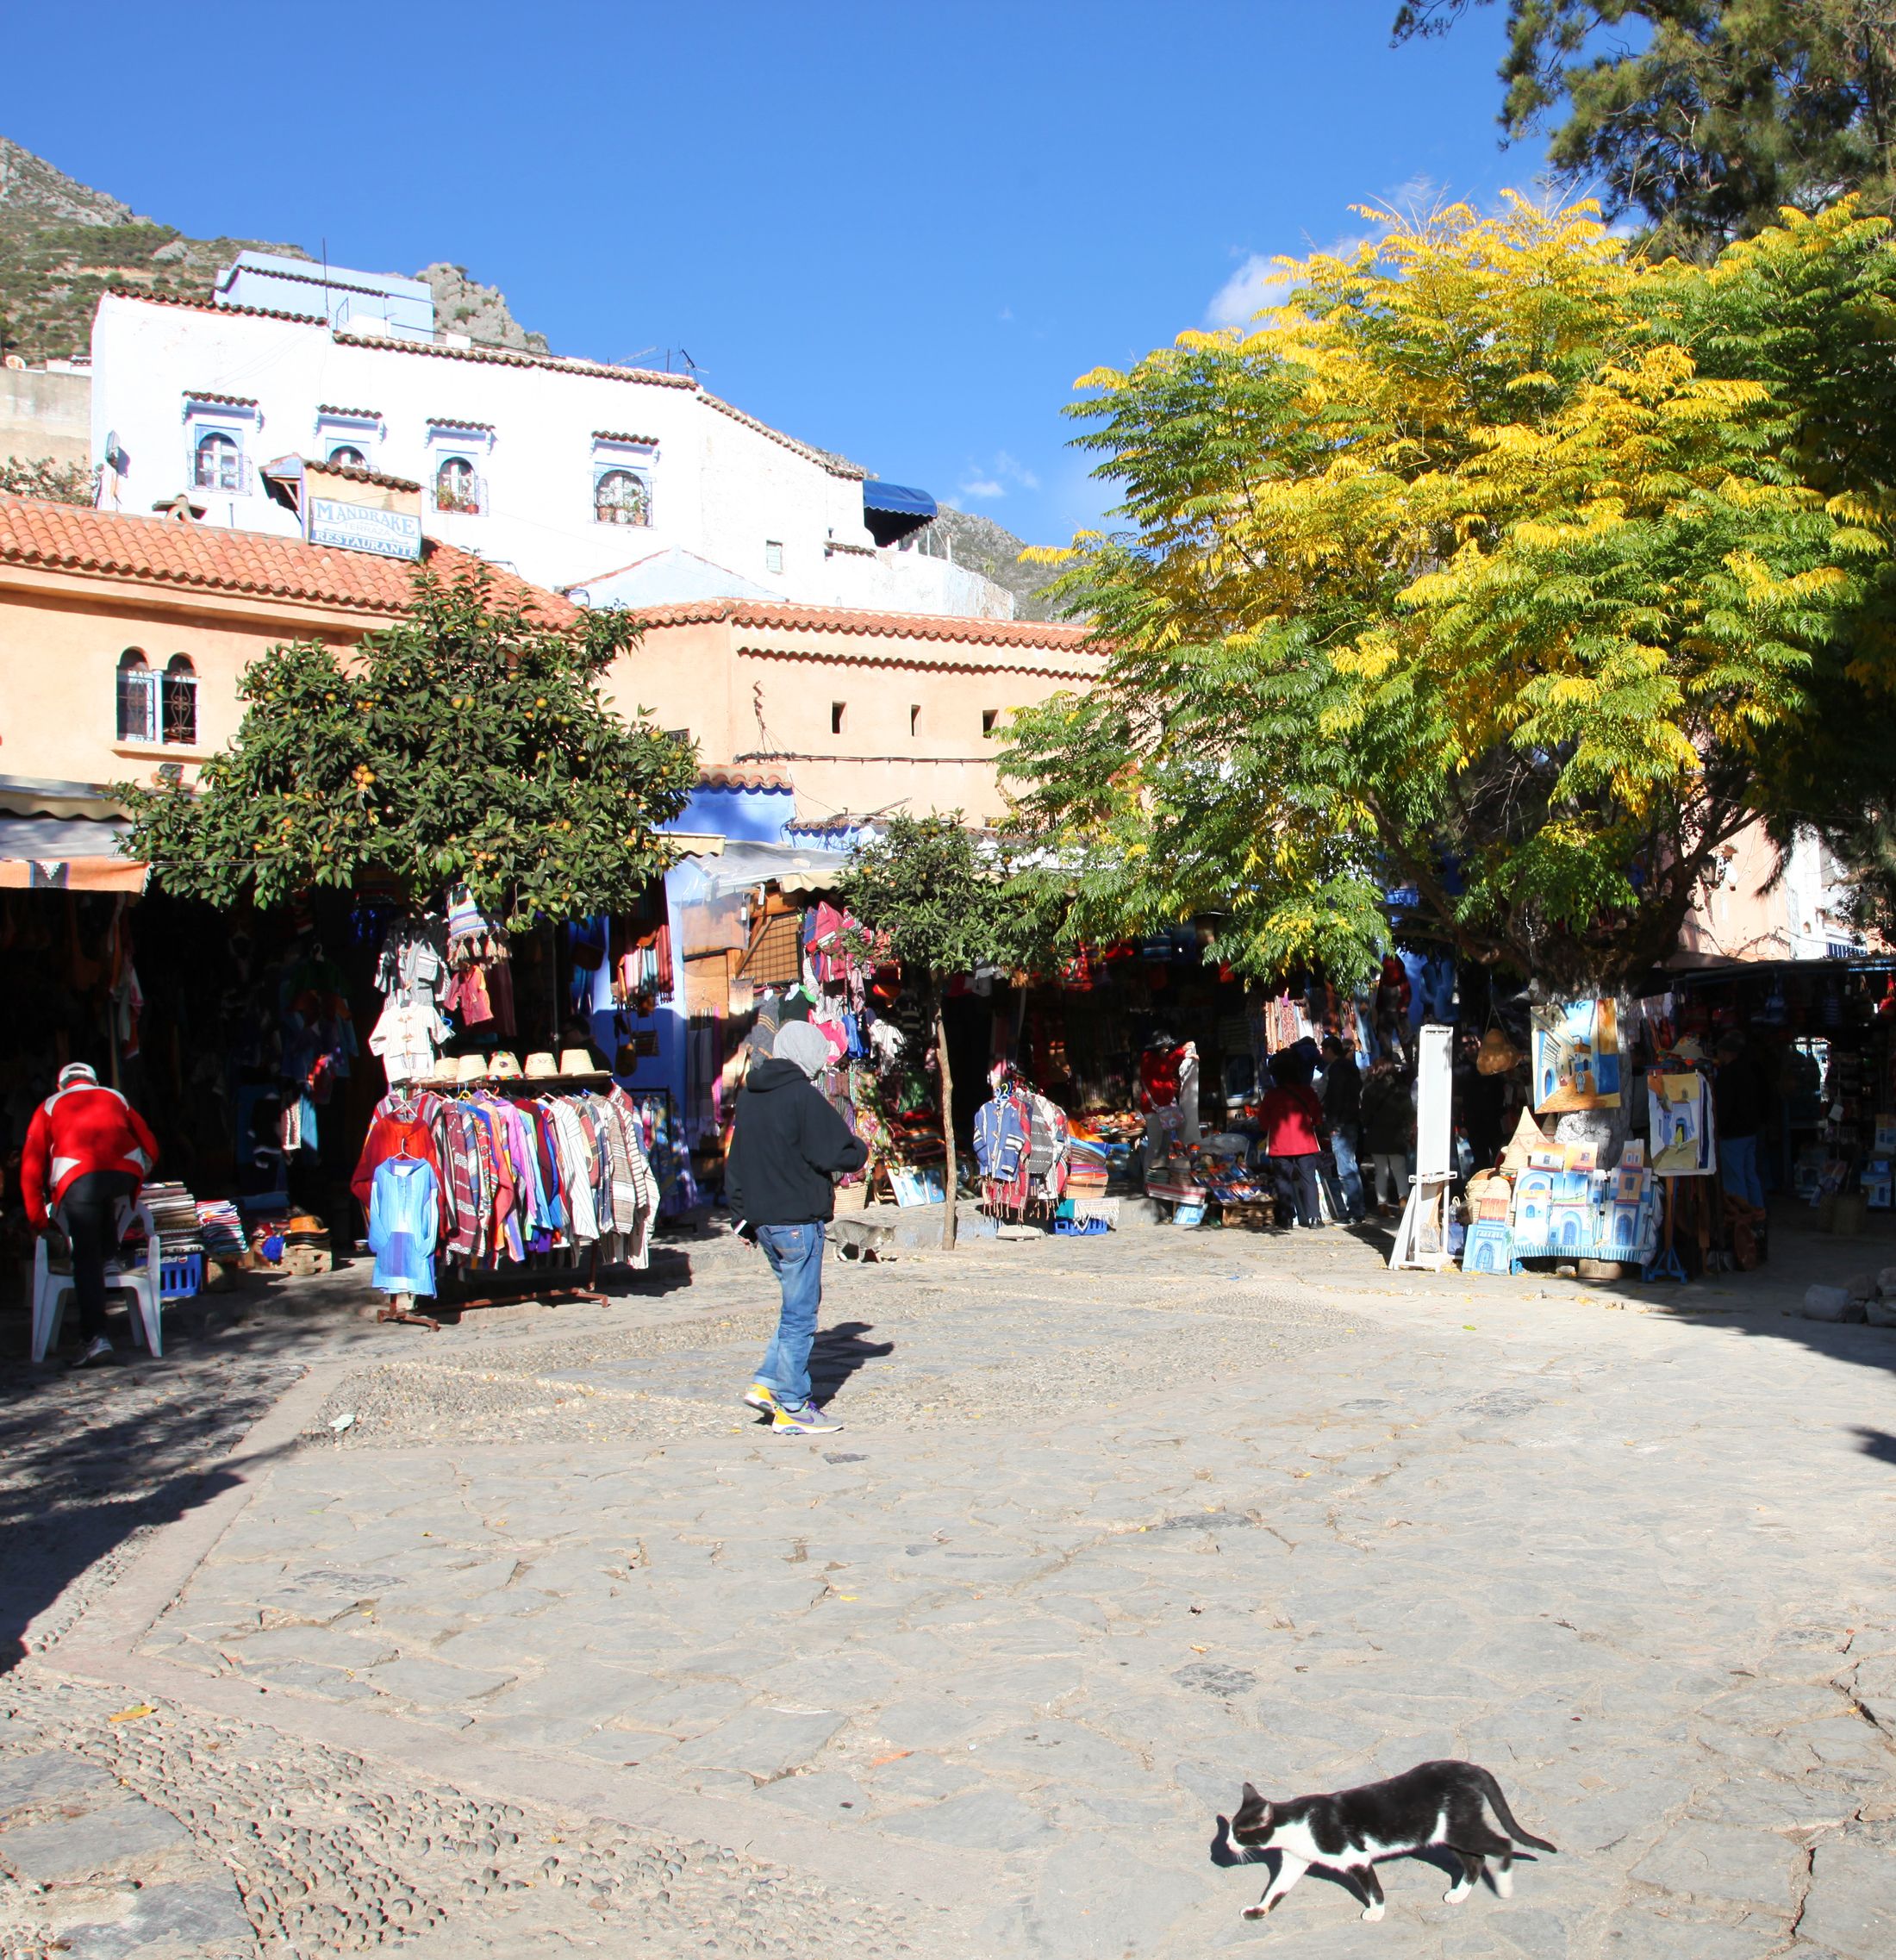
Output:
[0, 814, 147, 892]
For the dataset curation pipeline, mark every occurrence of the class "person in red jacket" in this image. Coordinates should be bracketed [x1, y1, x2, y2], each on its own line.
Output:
[21, 1062, 160, 1368]
[1258, 1052, 1327, 1229]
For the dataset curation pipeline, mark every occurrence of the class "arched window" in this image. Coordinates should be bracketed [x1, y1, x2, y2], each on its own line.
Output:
[327, 444, 368, 469]
[435, 455, 480, 514]
[163, 655, 198, 746]
[193, 431, 241, 491]
[116, 649, 158, 743]
[594, 468, 649, 526]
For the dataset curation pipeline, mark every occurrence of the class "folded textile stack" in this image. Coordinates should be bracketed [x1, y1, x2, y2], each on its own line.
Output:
[1065, 1139, 1110, 1196]
[196, 1200, 246, 1262]
[143, 1180, 205, 1257]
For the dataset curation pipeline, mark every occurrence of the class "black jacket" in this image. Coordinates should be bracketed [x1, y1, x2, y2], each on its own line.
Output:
[1360, 1072, 1415, 1155]
[724, 1058, 869, 1226]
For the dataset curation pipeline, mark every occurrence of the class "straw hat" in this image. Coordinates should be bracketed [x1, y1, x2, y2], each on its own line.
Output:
[559, 1047, 599, 1078]
[524, 1051, 558, 1080]
[457, 1053, 490, 1085]
[488, 1051, 522, 1081]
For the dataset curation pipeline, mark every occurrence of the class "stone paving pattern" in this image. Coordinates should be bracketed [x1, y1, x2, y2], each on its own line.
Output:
[3, 1219, 1896, 1956]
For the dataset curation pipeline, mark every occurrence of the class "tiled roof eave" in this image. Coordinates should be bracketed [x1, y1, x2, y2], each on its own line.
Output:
[627, 595, 1097, 651]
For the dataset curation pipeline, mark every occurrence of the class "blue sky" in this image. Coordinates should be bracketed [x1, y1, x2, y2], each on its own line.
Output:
[3, 1, 1548, 546]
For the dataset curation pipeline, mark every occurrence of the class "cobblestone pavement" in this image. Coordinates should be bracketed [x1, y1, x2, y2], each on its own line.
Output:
[3, 1218, 1896, 1957]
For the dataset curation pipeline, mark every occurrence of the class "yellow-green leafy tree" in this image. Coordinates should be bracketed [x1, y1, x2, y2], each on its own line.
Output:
[1002, 195, 1896, 995]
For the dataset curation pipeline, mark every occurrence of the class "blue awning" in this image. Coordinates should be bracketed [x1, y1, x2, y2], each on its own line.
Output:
[863, 480, 937, 521]
[863, 479, 937, 546]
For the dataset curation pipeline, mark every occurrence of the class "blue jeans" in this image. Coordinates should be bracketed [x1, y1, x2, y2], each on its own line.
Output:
[1723, 1134, 1764, 1209]
[755, 1221, 826, 1406]
[1324, 1124, 1366, 1222]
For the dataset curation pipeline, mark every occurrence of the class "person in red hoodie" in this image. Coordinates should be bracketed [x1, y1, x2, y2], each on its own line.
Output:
[21, 1062, 160, 1368]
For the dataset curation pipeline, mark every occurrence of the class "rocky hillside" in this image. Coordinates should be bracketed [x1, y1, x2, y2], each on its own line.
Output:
[923, 504, 1075, 623]
[417, 263, 548, 354]
[0, 136, 545, 363]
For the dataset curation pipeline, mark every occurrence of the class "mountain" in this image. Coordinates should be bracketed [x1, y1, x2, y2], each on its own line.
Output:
[416, 262, 548, 354]
[923, 504, 1075, 623]
[0, 136, 546, 363]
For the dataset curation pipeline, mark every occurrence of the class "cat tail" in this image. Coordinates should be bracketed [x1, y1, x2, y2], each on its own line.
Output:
[1472, 1767, 1557, 1853]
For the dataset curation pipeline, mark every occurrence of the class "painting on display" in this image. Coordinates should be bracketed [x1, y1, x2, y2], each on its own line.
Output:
[1648, 1071, 1716, 1177]
[1531, 1000, 1622, 1112]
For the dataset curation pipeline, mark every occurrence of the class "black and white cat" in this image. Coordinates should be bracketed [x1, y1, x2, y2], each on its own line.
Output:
[1231, 1759, 1556, 1922]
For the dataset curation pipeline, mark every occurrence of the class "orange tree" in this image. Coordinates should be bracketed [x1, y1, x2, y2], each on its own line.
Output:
[119, 564, 697, 927]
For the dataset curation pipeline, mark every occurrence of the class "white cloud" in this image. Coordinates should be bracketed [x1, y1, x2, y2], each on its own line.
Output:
[1204, 230, 1375, 329]
[1206, 253, 1290, 329]
[957, 451, 1039, 502]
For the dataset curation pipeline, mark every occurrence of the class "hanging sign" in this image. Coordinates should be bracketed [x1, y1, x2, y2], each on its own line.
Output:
[307, 497, 422, 560]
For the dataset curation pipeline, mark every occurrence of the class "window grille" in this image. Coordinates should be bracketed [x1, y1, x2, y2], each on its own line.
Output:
[116, 650, 158, 743]
[435, 456, 482, 514]
[163, 656, 198, 746]
[594, 468, 650, 525]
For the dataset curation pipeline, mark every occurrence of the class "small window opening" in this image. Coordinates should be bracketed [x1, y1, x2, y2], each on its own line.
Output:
[595, 469, 650, 526]
[831, 702, 846, 736]
[436, 455, 481, 515]
[116, 649, 158, 743]
[982, 708, 999, 736]
[764, 540, 784, 575]
[163, 654, 198, 746]
[193, 431, 240, 492]
[327, 444, 368, 469]
[910, 704, 921, 738]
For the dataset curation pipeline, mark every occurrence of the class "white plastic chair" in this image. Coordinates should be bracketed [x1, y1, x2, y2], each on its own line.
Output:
[31, 1202, 163, 1362]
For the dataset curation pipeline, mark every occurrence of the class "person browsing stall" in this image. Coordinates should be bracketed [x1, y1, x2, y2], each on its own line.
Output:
[725, 1021, 867, 1435]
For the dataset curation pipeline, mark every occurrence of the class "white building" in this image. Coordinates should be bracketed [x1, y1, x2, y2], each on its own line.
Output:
[89, 255, 1008, 618]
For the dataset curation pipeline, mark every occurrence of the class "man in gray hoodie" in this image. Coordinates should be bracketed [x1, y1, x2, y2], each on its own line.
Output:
[725, 1020, 867, 1434]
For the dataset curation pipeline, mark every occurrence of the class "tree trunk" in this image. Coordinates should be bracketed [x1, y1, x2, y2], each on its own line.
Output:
[934, 995, 957, 1252]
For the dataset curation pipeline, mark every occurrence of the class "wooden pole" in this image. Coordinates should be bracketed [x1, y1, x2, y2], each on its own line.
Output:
[934, 992, 957, 1252]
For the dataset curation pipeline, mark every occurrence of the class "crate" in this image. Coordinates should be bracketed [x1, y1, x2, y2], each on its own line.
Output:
[159, 1252, 204, 1301]
[1219, 1200, 1276, 1230]
[1052, 1214, 1110, 1236]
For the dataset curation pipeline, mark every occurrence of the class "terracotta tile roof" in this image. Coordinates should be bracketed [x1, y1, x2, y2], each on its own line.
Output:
[427, 415, 496, 431]
[301, 458, 422, 493]
[698, 764, 794, 790]
[0, 495, 577, 627]
[698, 391, 865, 478]
[317, 403, 382, 420]
[111, 288, 327, 328]
[183, 390, 259, 408]
[334, 329, 698, 390]
[592, 429, 659, 445]
[625, 596, 1096, 651]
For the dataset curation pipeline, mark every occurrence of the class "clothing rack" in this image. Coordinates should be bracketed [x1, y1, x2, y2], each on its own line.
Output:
[363, 1074, 658, 1331]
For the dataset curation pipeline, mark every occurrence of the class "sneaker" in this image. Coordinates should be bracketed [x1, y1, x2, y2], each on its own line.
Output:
[770, 1398, 843, 1435]
[741, 1383, 780, 1417]
[68, 1335, 113, 1370]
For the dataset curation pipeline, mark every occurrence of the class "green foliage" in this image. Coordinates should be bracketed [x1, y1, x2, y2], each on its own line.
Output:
[118, 565, 697, 929]
[1003, 197, 1896, 994]
[838, 814, 1056, 981]
[1394, 2, 1896, 258]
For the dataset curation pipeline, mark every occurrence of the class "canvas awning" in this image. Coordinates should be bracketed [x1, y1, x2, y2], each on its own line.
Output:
[672, 838, 849, 899]
[862, 479, 938, 546]
[0, 814, 147, 892]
